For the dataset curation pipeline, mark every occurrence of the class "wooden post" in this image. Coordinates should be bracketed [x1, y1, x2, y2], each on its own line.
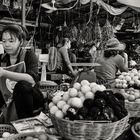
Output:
[21, 0, 26, 27]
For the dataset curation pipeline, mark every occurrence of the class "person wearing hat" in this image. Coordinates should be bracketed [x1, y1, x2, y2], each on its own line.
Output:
[94, 37, 128, 88]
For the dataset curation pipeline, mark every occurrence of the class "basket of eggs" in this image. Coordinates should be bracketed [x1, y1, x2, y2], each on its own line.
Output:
[114, 69, 140, 117]
[49, 80, 130, 140]
[0, 124, 17, 139]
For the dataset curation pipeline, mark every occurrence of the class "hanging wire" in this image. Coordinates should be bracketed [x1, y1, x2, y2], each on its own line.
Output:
[43, 0, 79, 12]
[6, 4, 17, 23]
[26, 0, 43, 48]
[106, 0, 109, 21]
[86, 0, 93, 25]
[96, 5, 100, 15]
[58, 0, 79, 11]
[25, 0, 34, 18]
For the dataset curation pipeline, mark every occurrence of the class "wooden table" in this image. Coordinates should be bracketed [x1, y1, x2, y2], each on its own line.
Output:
[71, 63, 101, 67]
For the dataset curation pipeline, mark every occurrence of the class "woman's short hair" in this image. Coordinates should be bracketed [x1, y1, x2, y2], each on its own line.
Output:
[104, 50, 118, 58]
[1, 24, 28, 41]
[61, 37, 70, 46]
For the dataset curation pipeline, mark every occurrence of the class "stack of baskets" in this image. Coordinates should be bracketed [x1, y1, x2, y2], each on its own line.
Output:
[50, 113, 129, 140]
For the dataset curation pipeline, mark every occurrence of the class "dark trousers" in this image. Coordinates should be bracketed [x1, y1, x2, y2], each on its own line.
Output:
[13, 81, 44, 119]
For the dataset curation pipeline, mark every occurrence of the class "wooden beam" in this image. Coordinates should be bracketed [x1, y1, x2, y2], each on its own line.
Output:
[0, 17, 36, 27]
[0, 17, 51, 27]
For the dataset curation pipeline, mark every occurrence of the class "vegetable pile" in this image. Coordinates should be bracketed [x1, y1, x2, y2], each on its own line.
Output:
[49, 80, 128, 122]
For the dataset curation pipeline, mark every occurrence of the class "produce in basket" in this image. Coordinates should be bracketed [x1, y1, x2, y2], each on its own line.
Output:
[0, 132, 14, 139]
[115, 68, 140, 89]
[7, 132, 57, 140]
[49, 80, 128, 122]
[115, 88, 140, 117]
[49, 82, 129, 140]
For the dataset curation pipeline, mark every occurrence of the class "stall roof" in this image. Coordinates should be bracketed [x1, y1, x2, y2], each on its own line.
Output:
[0, 0, 139, 30]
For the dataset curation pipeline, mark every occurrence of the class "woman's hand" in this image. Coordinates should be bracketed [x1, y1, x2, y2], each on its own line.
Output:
[72, 70, 78, 77]
[0, 67, 5, 77]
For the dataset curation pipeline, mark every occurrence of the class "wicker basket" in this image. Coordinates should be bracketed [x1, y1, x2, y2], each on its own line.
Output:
[38, 81, 60, 100]
[125, 100, 140, 117]
[0, 124, 17, 137]
[131, 125, 140, 140]
[50, 114, 129, 140]
[7, 132, 48, 140]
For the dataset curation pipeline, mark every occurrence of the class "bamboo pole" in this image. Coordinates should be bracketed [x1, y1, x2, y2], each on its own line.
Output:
[21, 0, 26, 27]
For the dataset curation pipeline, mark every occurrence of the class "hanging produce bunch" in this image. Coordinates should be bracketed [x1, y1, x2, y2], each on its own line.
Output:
[69, 24, 78, 42]
[77, 23, 94, 45]
[56, 26, 71, 42]
[101, 19, 115, 50]
[84, 23, 94, 44]
[94, 18, 102, 49]
[62, 26, 71, 38]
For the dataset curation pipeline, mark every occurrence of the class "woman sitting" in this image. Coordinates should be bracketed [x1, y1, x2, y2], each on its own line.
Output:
[56, 37, 77, 77]
[0, 24, 44, 122]
[94, 38, 128, 88]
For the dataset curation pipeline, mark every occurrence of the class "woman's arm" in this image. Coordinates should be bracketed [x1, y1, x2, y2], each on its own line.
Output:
[0, 50, 38, 85]
[116, 55, 128, 72]
[0, 68, 35, 84]
[24, 50, 39, 83]
[61, 48, 76, 76]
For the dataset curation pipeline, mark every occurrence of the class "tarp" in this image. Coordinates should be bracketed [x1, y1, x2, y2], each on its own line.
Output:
[81, 0, 140, 15]
[96, 0, 128, 15]
[117, 0, 140, 8]
[80, 0, 128, 15]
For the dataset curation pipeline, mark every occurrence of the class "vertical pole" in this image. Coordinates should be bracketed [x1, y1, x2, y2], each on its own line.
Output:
[21, 0, 26, 27]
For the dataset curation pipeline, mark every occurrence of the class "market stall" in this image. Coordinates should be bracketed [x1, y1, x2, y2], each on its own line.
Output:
[1, 0, 140, 140]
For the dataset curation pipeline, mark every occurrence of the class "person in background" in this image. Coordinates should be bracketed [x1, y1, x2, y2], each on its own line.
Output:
[89, 43, 97, 63]
[42, 42, 50, 54]
[0, 24, 44, 122]
[56, 37, 77, 77]
[94, 38, 128, 88]
[68, 41, 77, 70]
[118, 43, 128, 68]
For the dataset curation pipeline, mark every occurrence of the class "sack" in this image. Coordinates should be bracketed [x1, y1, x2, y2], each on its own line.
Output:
[0, 100, 18, 123]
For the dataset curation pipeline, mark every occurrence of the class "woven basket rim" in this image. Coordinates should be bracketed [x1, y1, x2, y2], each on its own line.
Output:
[0, 124, 13, 127]
[0, 124, 16, 131]
[50, 112, 130, 140]
[131, 125, 140, 138]
[50, 112, 129, 124]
